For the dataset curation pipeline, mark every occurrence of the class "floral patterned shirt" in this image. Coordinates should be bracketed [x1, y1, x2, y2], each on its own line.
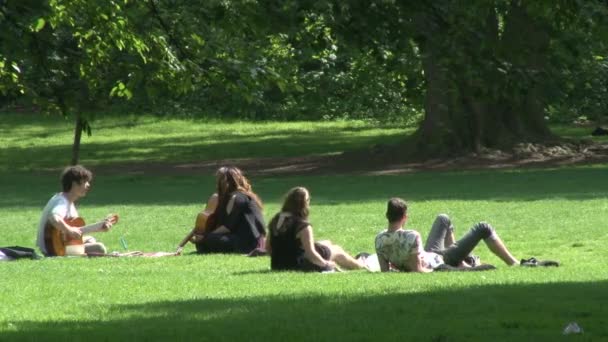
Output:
[375, 229, 444, 271]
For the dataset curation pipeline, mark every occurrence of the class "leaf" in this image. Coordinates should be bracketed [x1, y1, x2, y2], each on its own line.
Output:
[276, 81, 286, 92]
[11, 63, 21, 73]
[123, 88, 133, 100]
[34, 18, 46, 32]
[190, 33, 205, 46]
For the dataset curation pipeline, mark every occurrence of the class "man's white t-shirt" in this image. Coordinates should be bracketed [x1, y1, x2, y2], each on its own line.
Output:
[36, 193, 78, 255]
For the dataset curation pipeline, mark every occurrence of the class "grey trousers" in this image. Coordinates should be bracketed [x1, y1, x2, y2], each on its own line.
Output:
[424, 214, 495, 266]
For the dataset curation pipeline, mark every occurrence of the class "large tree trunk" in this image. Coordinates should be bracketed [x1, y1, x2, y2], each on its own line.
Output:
[409, 2, 555, 157]
[411, 9, 474, 156]
[498, 1, 553, 140]
[416, 40, 462, 153]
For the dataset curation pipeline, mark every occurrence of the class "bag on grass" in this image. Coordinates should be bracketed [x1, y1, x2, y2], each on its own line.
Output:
[0, 246, 40, 260]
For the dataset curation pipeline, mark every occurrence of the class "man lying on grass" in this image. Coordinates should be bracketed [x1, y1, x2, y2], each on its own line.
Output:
[374, 198, 558, 272]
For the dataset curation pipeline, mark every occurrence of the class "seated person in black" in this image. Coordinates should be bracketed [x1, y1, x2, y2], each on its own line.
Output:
[195, 166, 265, 254]
[266, 186, 366, 272]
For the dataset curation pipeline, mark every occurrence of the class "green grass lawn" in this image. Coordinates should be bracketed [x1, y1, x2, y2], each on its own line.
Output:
[0, 112, 410, 172]
[1, 112, 607, 341]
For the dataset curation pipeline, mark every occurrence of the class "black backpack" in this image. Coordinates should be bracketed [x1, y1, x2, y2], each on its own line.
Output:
[0, 246, 40, 260]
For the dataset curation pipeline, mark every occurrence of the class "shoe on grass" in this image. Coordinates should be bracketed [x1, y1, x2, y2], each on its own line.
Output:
[434, 263, 496, 272]
[355, 252, 370, 261]
[520, 257, 560, 267]
[464, 254, 481, 267]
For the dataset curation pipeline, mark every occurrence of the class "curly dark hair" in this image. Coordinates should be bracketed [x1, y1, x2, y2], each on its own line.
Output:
[61, 165, 93, 192]
[215, 166, 263, 211]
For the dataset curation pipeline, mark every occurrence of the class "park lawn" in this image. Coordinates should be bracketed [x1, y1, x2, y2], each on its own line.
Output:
[1, 113, 608, 341]
[0, 112, 411, 172]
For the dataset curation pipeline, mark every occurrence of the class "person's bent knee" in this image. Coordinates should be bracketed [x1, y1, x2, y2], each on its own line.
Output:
[434, 214, 452, 229]
[317, 240, 333, 249]
[473, 222, 495, 239]
[332, 245, 345, 256]
[324, 243, 342, 257]
[85, 243, 107, 255]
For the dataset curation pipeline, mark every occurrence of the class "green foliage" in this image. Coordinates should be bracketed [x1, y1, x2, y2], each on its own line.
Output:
[0, 57, 23, 97]
[535, 1, 608, 125]
[548, 55, 608, 124]
[0, 0, 192, 124]
[2, 0, 608, 150]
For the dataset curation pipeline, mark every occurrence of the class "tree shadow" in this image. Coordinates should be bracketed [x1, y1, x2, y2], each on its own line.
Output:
[231, 268, 273, 276]
[1, 165, 607, 209]
[0, 121, 405, 172]
[3, 280, 607, 341]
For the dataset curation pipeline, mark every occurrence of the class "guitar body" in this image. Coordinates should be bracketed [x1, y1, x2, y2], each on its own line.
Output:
[43, 217, 86, 257]
[177, 194, 219, 251]
[193, 194, 218, 236]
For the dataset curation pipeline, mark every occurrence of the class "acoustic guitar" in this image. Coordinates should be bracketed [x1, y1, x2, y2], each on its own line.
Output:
[43, 215, 119, 256]
[176, 194, 218, 254]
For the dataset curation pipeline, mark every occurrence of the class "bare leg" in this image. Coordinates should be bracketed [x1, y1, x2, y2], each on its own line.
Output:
[332, 247, 366, 269]
[484, 235, 519, 266]
[319, 241, 366, 270]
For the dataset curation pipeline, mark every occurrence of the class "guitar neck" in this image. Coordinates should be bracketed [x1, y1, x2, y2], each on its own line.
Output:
[80, 222, 105, 234]
[178, 229, 195, 248]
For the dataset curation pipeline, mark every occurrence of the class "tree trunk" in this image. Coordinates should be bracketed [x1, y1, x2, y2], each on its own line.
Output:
[416, 41, 464, 154]
[408, 3, 555, 157]
[71, 111, 83, 165]
[411, 9, 474, 156]
[498, 1, 553, 140]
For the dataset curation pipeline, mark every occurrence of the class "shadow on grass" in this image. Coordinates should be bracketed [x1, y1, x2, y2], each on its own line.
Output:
[0, 165, 607, 209]
[0, 124, 405, 172]
[3, 280, 607, 341]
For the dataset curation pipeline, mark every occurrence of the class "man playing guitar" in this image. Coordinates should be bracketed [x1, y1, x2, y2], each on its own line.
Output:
[36, 165, 117, 256]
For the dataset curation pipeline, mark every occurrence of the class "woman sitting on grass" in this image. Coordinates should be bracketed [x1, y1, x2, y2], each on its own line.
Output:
[194, 166, 266, 255]
[266, 186, 367, 272]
